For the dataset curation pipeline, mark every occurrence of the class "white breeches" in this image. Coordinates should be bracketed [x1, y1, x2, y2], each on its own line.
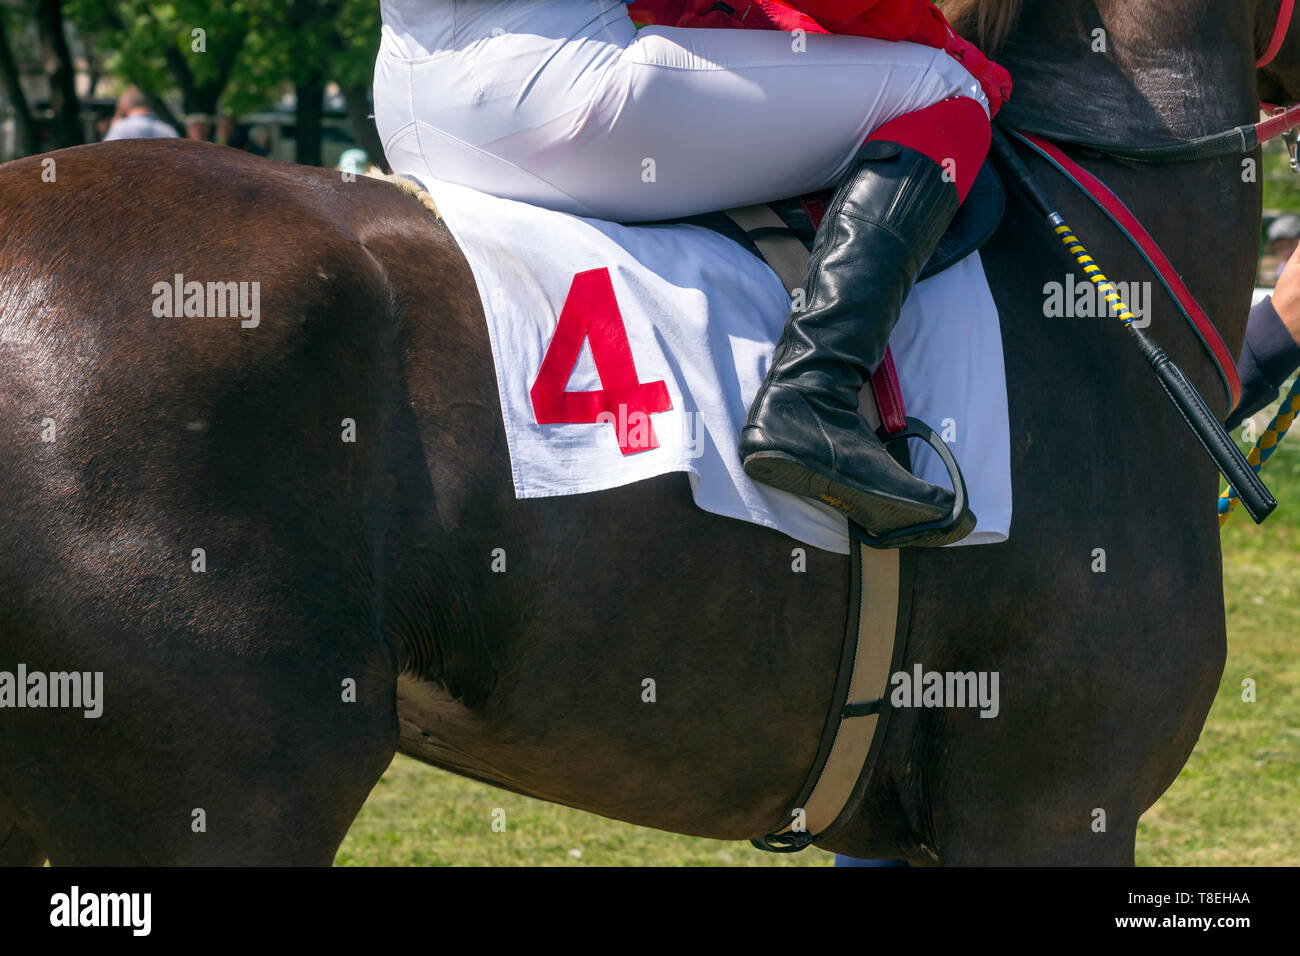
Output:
[374, 0, 987, 222]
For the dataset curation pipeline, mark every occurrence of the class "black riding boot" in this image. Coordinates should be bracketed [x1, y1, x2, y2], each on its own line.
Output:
[740, 140, 973, 544]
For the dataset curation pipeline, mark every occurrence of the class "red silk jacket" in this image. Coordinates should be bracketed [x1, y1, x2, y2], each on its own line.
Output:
[627, 0, 1011, 114]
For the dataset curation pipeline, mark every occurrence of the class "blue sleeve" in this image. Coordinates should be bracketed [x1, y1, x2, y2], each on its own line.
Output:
[1226, 296, 1300, 429]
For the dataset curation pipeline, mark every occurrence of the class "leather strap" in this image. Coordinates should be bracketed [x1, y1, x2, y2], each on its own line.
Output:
[1259, 0, 1295, 67]
[721, 203, 909, 433]
[727, 204, 909, 851]
[765, 535, 901, 843]
[722, 204, 813, 295]
[991, 101, 1300, 168]
[754, 368, 905, 850]
[872, 350, 908, 437]
[1009, 130, 1243, 413]
[1256, 101, 1300, 141]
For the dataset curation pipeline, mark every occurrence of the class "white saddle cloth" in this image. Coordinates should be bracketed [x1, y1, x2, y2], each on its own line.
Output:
[426, 177, 1012, 554]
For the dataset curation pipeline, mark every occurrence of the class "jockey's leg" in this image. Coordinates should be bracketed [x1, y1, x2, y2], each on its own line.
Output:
[373, 1, 987, 219]
[740, 97, 990, 541]
[373, 0, 991, 538]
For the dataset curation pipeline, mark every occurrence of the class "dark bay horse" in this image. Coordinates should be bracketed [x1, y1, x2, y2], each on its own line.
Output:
[0, 0, 1297, 865]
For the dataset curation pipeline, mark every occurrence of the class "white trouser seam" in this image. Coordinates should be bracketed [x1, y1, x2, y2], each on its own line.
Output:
[405, 120, 605, 218]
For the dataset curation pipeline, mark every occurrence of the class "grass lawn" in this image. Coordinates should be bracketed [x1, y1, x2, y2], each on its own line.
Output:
[338, 395, 1300, 867]
[1136, 397, 1300, 866]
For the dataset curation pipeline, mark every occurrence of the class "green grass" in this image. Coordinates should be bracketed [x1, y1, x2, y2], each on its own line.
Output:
[337, 395, 1300, 867]
[1264, 141, 1300, 216]
[336, 759, 826, 867]
[1135, 396, 1300, 866]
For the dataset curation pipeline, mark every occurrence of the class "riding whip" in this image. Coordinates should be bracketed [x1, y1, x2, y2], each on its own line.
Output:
[990, 126, 1278, 523]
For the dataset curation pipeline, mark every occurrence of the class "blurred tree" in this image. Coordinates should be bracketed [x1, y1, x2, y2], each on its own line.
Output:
[266, 0, 384, 168]
[330, 0, 388, 171]
[0, 3, 38, 155]
[67, 0, 383, 166]
[285, 0, 327, 166]
[1264, 142, 1300, 214]
[34, 0, 78, 147]
[72, 0, 248, 128]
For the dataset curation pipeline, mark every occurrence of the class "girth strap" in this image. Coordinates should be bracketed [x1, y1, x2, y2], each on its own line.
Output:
[722, 203, 914, 852]
[754, 531, 906, 850]
[721, 204, 813, 295]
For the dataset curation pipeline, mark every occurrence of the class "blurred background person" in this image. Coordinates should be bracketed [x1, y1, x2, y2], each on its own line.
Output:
[1229, 239, 1300, 430]
[1266, 214, 1300, 281]
[216, 114, 248, 150]
[245, 124, 271, 157]
[185, 113, 213, 142]
[102, 86, 177, 141]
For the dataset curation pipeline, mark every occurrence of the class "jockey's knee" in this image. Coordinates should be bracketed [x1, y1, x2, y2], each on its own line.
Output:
[922, 45, 991, 116]
[867, 96, 991, 202]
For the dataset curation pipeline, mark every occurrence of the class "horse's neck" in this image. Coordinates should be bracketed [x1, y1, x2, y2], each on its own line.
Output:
[992, 0, 1263, 376]
[995, 0, 1259, 142]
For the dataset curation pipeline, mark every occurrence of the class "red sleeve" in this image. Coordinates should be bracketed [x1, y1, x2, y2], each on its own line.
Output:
[781, 0, 949, 47]
[631, 1, 952, 48]
[625, 0, 684, 26]
[627, 0, 1011, 113]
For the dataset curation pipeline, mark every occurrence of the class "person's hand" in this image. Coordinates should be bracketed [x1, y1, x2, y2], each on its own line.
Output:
[1271, 240, 1300, 346]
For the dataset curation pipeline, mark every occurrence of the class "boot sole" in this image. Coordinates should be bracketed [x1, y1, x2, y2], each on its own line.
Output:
[742, 450, 964, 544]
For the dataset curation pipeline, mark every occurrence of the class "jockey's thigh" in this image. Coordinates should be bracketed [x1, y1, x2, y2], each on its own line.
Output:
[374, 0, 987, 222]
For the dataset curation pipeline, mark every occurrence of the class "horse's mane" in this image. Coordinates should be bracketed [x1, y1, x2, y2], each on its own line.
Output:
[938, 0, 1023, 53]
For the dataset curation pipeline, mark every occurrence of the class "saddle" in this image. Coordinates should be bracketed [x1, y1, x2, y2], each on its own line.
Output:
[380, 162, 1007, 548]
[662, 157, 1005, 436]
[671, 157, 1005, 285]
[655, 158, 1005, 551]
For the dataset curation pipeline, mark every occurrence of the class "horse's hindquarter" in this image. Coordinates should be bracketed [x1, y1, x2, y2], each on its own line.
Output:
[0, 141, 414, 862]
[0, 139, 856, 856]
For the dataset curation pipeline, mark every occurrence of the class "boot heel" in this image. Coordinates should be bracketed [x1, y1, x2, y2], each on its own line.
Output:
[741, 450, 818, 499]
[742, 450, 951, 536]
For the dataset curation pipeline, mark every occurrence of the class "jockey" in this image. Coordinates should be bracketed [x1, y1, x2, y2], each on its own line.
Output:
[373, 0, 1011, 543]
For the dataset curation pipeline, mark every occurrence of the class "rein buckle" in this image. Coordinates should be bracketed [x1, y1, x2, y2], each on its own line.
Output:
[1273, 107, 1300, 174]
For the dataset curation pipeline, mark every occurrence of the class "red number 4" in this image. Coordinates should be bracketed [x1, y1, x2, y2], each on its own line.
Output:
[529, 268, 672, 455]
